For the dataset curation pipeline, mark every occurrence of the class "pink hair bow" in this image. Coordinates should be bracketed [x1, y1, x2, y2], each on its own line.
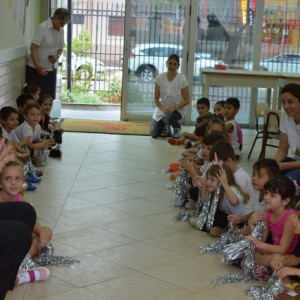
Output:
[212, 153, 223, 167]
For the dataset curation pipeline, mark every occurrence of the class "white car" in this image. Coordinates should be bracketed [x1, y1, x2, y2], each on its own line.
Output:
[59, 53, 106, 80]
[244, 53, 300, 73]
[127, 43, 218, 82]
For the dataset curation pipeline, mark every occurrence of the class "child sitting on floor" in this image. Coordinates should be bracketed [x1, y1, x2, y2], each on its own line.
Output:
[16, 94, 35, 125]
[23, 83, 41, 102]
[37, 94, 63, 144]
[181, 131, 226, 209]
[0, 106, 30, 159]
[246, 176, 299, 280]
[14, 103, 56, 167]
[224, 97, 243, 158]
[182, 116, 227, 159]
[189, 140, 257, 237]
[228, 158, 280, 234]
[189, 162, 251, 237]
[0, 160, 52, 258]
[213, 100, 225, 119]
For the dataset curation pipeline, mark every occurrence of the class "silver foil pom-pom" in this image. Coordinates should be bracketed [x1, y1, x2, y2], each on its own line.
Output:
[206, 185, 221, 231]
[191, 185, 220, 231]
[173, 168, 191, 207]
[38, 243, 80, 266]
[252, 220, 265, 240]
[246, 273, 295, 299]
[20, 254, 37, 270]
[198, 227, 243, 254]
[221, 221, 265, 264]
[24, 158, 37, 177]
[212, 242, 256, 286]
[166, 182, 176, 190]
[36, 148, 48, 167]
[175, 198, 203, 222]
[175, 210, 195, 222]
[212, 221, 265, 286]
[151, 168, 172, 174]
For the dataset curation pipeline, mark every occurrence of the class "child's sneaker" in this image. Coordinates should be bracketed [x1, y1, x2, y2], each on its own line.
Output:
[167, 138, 179, 145]
[35, 170, 43, 177]
[16, 267, 50, 285]
[26, 183, 37, 191]
[25, 175, 41, 184]
[172, 128, 181, 139]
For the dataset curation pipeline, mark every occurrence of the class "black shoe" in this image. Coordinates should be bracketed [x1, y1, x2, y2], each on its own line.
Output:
[49, 149, 62, 158]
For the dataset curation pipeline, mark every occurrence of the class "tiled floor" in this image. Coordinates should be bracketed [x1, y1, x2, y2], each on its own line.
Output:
[6, 128, 278, 300]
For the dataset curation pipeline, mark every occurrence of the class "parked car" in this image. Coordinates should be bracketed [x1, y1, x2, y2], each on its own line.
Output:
[58, 53, 106, 80]
[127, 43, 218, 82]
[244, 53, 300, 73]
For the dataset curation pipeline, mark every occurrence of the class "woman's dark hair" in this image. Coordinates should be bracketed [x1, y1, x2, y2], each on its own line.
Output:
[167, 54, 180, 65]
[0, 106, 19, 121]
[264, 175, 296, 209]
[281, 83, 300, 101]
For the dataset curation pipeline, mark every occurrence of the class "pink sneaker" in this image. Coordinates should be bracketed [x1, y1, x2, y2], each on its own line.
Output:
[16, 267, 50, 285]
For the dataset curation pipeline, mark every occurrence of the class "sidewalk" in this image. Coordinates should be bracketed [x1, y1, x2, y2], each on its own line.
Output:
[61, 108, 120, 121]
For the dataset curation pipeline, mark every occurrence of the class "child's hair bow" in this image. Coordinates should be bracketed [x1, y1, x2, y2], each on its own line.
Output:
[212, 152, 223, 167]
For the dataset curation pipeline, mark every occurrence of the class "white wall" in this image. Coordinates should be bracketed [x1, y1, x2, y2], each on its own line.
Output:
[0, 0, 47, 106]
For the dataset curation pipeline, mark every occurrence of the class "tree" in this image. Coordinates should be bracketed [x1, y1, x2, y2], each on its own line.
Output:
[72, 26, 93, 57]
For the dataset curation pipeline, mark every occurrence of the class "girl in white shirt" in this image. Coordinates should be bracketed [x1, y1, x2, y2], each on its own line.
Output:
[192, 162, 251, 237]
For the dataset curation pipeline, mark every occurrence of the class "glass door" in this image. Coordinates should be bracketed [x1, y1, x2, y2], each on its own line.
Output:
[121, 0, 192, 121]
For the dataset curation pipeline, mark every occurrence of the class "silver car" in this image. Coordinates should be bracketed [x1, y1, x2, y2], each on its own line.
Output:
[59, 53, 106, 80]
[127, 43, 218, 82]
[244, 53, 300, 73]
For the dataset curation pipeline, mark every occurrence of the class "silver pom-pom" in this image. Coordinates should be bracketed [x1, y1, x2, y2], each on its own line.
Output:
[251, 220, 265, 240]
[175, 198, 203, 222]
[166, 182, 176, 190]
[38, 243, 80, 266]
[36, 148, 48, 167]
[23, 158, 37, 177]
[190, 185, 221, 231]
[246, 273, 295, 299]
[173, 168, 191, 207]
[19, 254, 37, 270]
[151, 168, 172, 174]
[221, 221, 265, 264]
[212, 221, 265, 286]
[198, 227, 243, 254]
[212, 242, 256, 286]
[206, 185, 221, 231]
